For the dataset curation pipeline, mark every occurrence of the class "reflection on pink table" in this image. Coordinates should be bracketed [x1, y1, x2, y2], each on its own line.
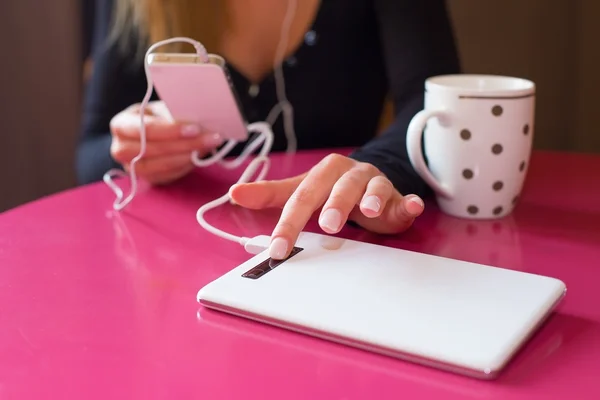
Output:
[0, 149, 598, 399]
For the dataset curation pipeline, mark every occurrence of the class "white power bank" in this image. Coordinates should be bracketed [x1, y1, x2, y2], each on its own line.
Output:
[197, 232, 565, 379]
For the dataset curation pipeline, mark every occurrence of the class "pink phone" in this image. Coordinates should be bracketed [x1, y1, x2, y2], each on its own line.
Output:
[147, 53, 249, 142]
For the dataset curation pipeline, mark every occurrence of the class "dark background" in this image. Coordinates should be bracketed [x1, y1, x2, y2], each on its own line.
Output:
[0, 0, 597, 212]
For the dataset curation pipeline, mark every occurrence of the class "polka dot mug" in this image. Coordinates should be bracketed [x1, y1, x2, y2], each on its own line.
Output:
[407, 74, 535, 219]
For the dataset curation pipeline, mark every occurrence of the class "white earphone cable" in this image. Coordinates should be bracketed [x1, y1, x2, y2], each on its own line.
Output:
[267, 0, 297, 154]
[104, 37, 209, 211]
[104, 1, 298, 252]
[269, 0, 298, 154]
[195, 121, 273, 247]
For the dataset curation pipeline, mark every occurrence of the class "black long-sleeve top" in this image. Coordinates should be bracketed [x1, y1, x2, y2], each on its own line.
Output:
[77, 0, 461, 197]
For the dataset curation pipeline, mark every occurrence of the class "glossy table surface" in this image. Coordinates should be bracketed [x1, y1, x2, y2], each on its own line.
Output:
[1, 149, 599, 399]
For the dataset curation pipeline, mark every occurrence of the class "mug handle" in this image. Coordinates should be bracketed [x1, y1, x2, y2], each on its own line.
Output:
[406, 109, 453, 199]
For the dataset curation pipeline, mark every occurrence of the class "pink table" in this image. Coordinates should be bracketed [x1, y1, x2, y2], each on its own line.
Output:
[1, 149, 599, 399]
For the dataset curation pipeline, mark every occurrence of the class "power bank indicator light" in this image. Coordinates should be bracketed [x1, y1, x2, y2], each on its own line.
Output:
[242, 247, 303, 279]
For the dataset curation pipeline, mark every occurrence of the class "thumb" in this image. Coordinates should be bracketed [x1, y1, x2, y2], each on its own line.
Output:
[229, 175, 305, 210]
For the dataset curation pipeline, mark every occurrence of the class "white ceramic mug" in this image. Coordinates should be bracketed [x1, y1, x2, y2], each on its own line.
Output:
[406, 74, 535, 219]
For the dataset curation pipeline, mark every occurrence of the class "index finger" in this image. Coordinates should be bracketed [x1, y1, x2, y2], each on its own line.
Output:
[269, 155, 349, 259]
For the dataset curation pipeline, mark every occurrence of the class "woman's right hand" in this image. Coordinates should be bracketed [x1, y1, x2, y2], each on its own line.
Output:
[109, 101, 224, 185]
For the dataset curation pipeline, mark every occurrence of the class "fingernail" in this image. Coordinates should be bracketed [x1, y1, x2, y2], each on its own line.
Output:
[269, 237, 288, 260]
[406, 196, 425, 215]
[228, 184, 238, 197]
[228, 184, 238, 205]
[319, 209, 342, 232]
[181, 124, 201, 137]
[203, 133, 224, 147]
[409, 196, 424, 208]
[361, 196, 381, 213]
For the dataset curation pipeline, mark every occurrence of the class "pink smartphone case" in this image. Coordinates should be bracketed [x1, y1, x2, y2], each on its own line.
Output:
[149, 62, 249, 142]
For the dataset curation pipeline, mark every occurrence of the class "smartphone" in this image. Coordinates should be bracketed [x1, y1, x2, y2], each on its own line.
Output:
[147, 53, 248, 142]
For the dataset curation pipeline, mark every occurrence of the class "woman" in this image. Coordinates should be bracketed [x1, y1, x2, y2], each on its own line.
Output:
[78, 0, 461, 259]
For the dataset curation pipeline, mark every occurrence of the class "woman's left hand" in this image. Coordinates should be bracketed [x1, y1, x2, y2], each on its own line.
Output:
[229, 153, 425, 259]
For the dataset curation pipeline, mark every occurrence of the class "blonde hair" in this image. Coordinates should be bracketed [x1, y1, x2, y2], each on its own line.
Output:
[110, 0, 226, 56]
